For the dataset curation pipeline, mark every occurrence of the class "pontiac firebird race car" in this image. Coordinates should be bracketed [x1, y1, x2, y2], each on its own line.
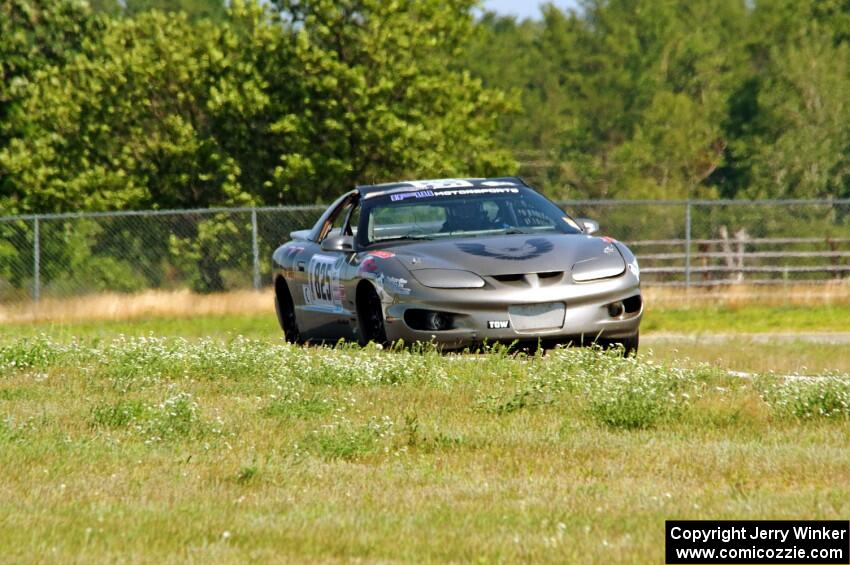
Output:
[272, 177, 642, 353]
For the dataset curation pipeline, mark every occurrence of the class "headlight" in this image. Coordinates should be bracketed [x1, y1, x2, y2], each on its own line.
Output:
[628, 257, 640, 279]
[571, 255, 626, 282]
[410, 269, 485, 289]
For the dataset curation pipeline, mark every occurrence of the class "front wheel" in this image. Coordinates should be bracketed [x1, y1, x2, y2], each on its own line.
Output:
[356, 283, 388, 346]
[603, 331, 639, 357]
[275, 278, 301, 344]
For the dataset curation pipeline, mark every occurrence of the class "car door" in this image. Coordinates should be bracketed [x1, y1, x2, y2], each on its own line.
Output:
[295, 194, 360, 341]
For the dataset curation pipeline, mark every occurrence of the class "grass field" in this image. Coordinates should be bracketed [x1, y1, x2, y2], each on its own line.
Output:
[641, 304, 850, 334]
[646, 338, 850, 374]
[1, 336, 849, 562]
[2, 291, 849, 562]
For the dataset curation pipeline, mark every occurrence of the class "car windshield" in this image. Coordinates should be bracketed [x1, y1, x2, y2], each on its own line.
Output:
[358, 185, 582, 246]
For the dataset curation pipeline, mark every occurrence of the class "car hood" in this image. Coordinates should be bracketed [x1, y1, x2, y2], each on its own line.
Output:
[384, 233, 625, 278]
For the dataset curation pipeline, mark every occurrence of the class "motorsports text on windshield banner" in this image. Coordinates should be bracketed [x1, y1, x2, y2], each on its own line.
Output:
[665, 520, 849, 564]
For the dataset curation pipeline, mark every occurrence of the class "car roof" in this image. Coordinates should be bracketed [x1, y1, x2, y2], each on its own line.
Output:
[356, 177, 531, 199]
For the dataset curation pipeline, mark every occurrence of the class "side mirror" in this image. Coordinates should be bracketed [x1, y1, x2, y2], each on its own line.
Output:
[576, 218, 599, 235]
[321, 234, 355, 253]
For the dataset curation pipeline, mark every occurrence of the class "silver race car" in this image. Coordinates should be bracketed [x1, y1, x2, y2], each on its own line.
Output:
[272, 177, 642, 352]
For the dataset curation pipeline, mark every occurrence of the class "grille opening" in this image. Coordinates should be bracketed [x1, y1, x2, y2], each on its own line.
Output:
[404, 309, 456, 331]
[492, 273, 525, 282]
[537, 271, 562, 279]
[623, 294, 642, 314]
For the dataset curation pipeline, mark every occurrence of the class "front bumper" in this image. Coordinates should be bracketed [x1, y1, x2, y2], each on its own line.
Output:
[380, 273, 642, 349]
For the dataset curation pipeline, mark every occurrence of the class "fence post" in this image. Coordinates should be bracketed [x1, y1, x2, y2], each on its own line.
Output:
[32, 216, 41, 303]
[684, 201, 692, 288]
[251, 208, 261, 290]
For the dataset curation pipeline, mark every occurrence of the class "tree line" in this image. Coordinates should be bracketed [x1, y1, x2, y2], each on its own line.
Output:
[1, 0, 849, 216]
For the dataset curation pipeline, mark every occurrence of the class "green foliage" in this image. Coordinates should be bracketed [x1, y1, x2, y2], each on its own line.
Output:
[481, 346, 702, 429]
[466, 0, 850, 201]
[583, 363, 694, 430]
[5, 0, 850, 213]
[123, 0, 226, 21]
[263, 0, 515, 203]
[263, 395, 333, 419]
[468, 1, 749, 199]
[90, 399, 147, 428]
[760, 377, 850, 420]
[90, 391, 204, 441]
[736, 29, 850, 199]
[168, 214, 255, 292]
[45, 219, 145, 294]
[0, 7, 258, 213]
[0, 0, 106, 213]
[0, 0, 514, 215]
[91, 0, 227, 20]
[300, 416, 394, 460]
[0, 334, 61, 370]
[235, 464, 259, 484]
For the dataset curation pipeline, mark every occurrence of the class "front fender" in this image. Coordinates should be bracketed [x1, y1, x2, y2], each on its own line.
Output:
[614, 241, 640, 281]
[272, 242, 307, 270]
[356, 253, 417, 303]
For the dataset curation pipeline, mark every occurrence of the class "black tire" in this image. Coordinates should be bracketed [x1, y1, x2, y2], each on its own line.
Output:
[602, 331, 639, 357]
[356, 283, 388, 346]
[621, 331, 639, 357]
[274, 277, 301, 344]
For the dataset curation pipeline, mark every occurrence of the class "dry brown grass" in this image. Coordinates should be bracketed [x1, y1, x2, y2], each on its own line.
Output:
[643, 281, 850, 308]
[0, 289, 273, 324]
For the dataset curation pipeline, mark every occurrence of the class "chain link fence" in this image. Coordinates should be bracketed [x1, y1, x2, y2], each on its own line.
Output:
[1, 199, 849, 304]
[565, 199, 850, 287]
[0, 205, 324, 304]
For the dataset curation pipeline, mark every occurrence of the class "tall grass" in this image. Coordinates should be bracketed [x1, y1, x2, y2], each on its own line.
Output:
[759, 377, 850, 420]
[0, 289, 271, 324]
[6, 335, 845, 428]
